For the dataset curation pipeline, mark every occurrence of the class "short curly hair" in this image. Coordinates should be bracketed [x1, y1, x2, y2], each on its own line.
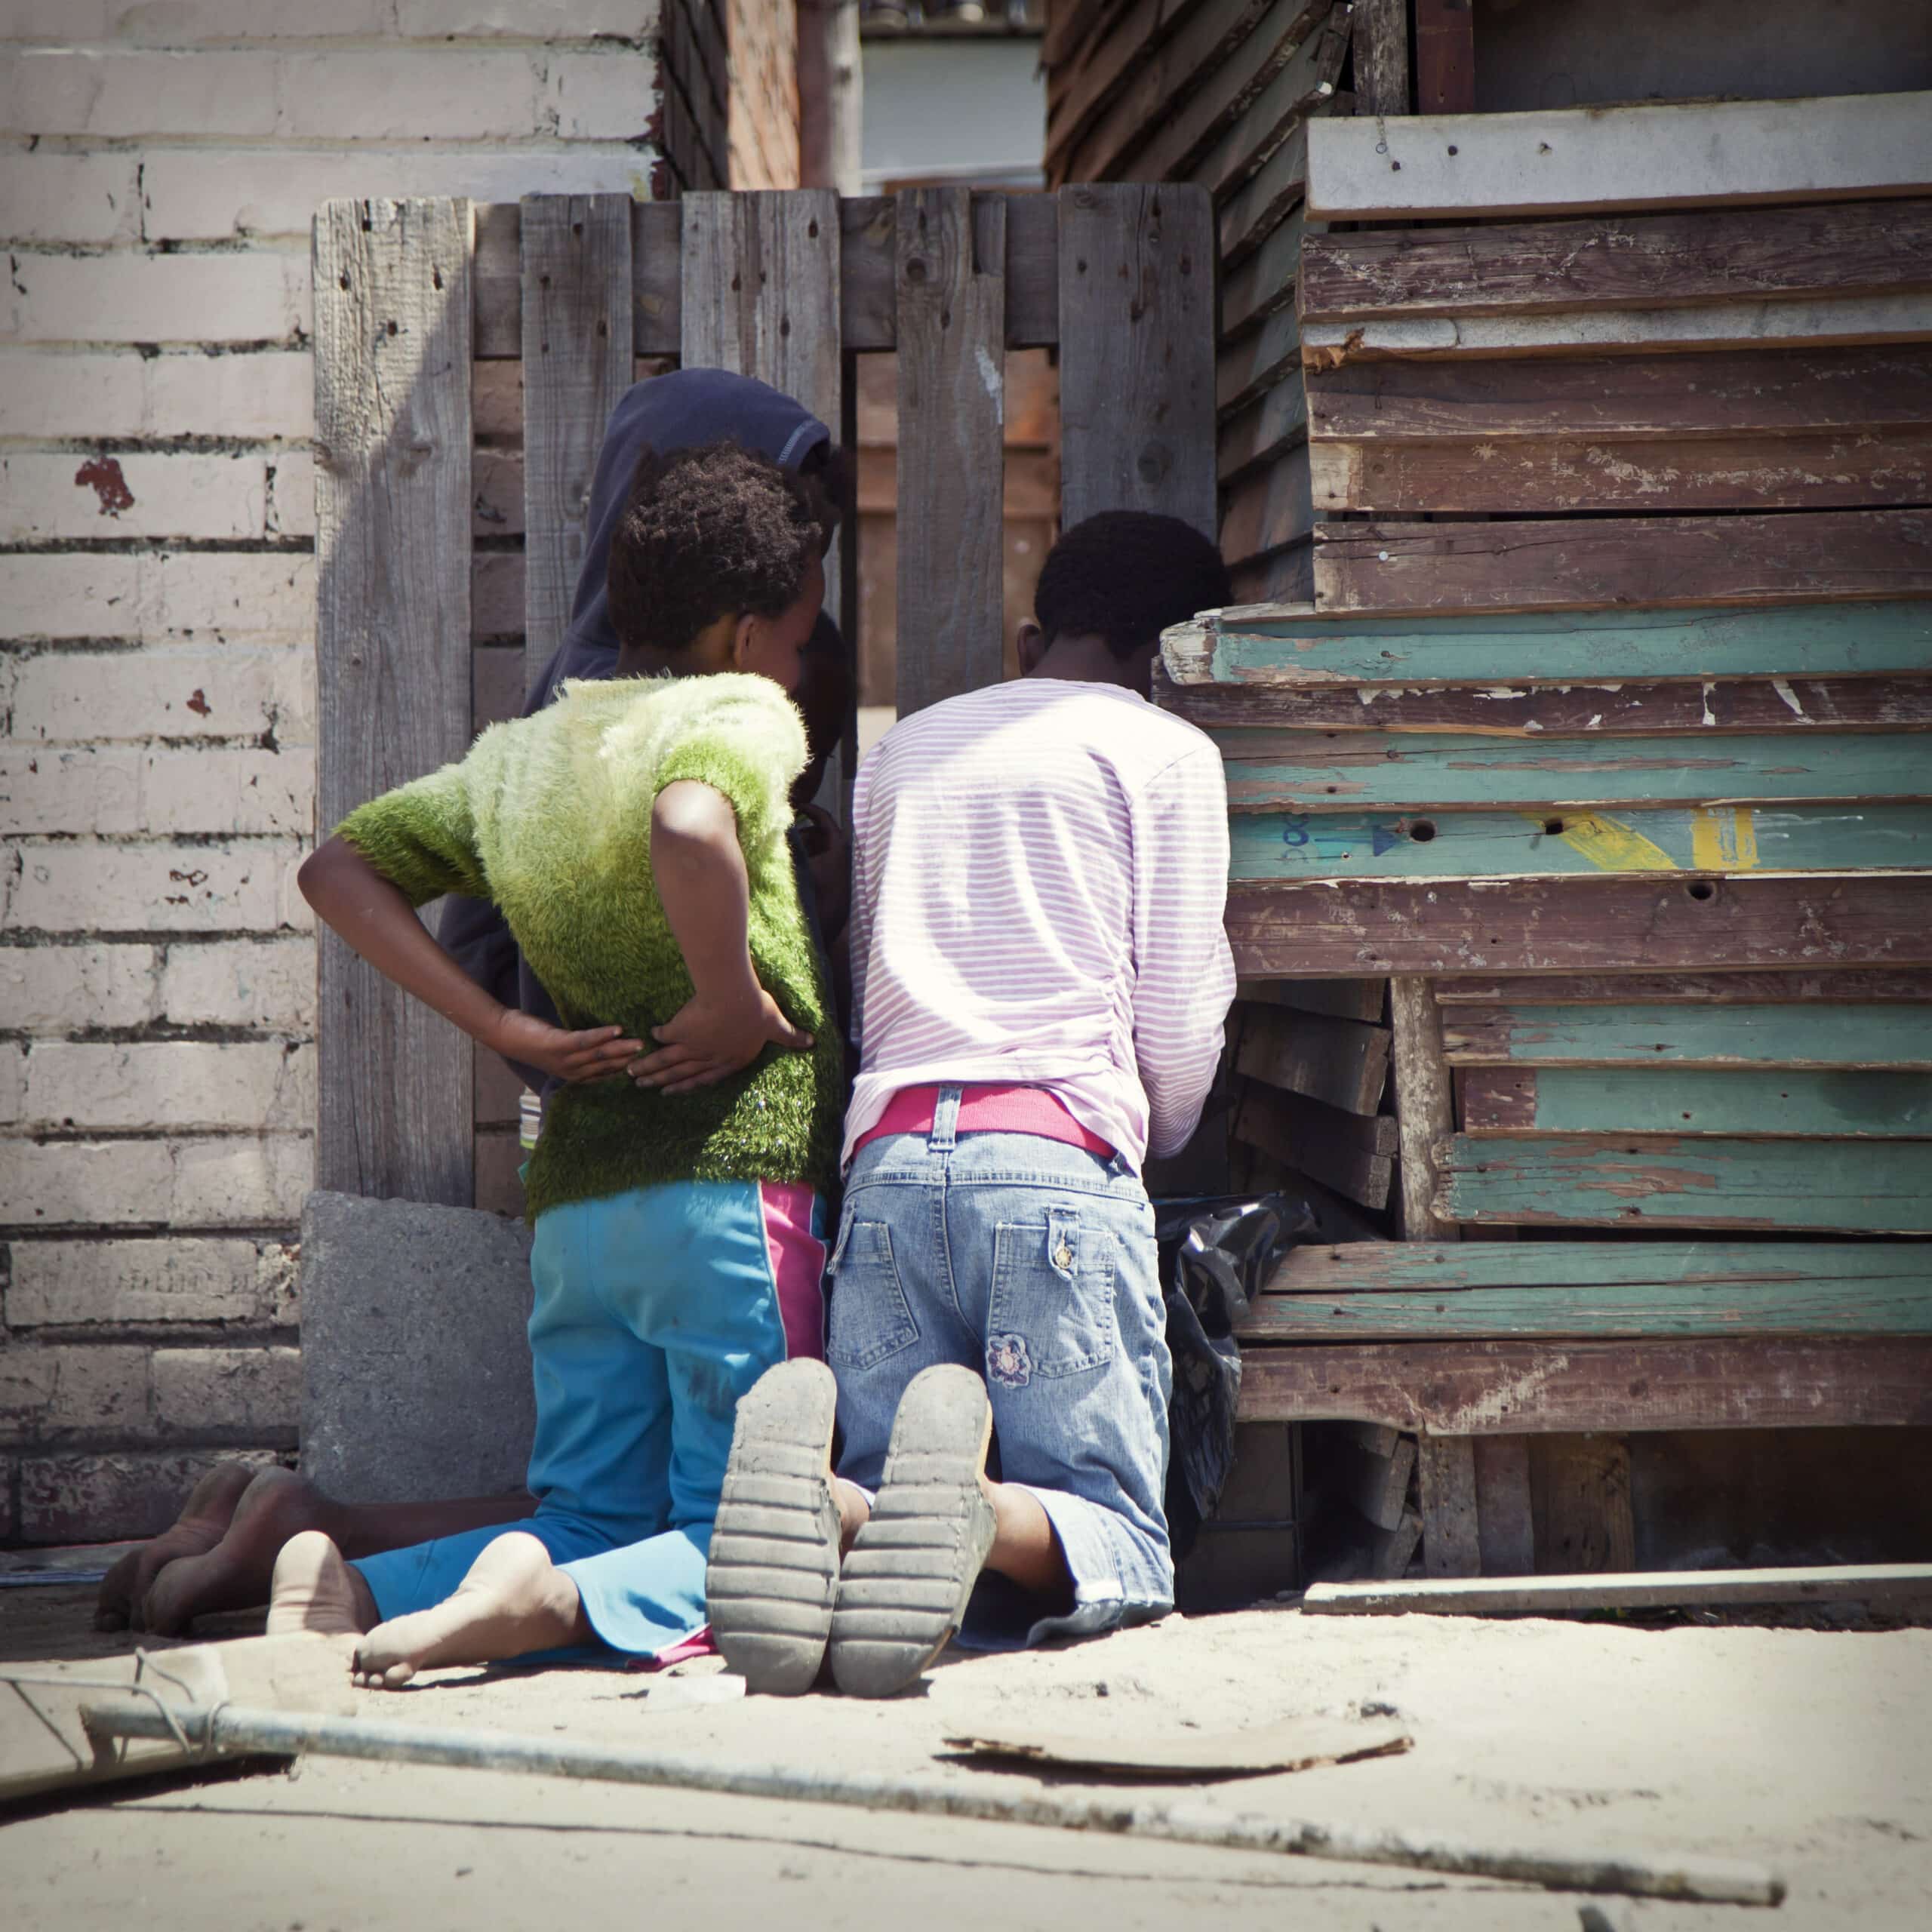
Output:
[607, 438, 826, 656]
[1035, 511, 1232, 660]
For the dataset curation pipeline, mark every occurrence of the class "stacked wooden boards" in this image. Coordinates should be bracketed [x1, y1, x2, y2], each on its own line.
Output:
[1039, 0, 1362, 601]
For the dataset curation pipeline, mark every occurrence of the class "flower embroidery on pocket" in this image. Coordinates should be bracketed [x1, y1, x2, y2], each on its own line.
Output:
[986, 1332, 1033, 1389]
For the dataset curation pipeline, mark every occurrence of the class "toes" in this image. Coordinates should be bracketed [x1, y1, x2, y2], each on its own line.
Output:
[383, 1661, 417, 1689]
[96, 1549, 140, 1625]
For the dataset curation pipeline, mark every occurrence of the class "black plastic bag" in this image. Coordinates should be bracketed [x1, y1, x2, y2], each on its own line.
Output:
[1158, 1192, 1319, 1558]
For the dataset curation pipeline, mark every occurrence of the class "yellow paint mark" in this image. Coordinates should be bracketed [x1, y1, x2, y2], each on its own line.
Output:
[1537, 811, 1680, 872]
[1690, 806, 1760, 871]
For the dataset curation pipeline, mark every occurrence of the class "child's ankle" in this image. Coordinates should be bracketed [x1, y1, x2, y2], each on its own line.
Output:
[831, 1476, 871, 1553]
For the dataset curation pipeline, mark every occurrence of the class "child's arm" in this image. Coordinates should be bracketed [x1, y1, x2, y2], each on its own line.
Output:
[628, 780, 814, 1097]
[299, 836, 644, 1083]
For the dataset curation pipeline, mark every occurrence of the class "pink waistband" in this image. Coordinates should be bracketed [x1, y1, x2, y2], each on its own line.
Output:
[854, 1084, 1115, 1160]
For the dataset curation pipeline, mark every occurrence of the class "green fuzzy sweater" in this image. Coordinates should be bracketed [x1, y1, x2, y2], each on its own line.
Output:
[337, 672, 843, 1221]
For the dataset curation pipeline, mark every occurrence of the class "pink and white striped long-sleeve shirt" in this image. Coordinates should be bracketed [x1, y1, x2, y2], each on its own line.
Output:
[842, 678, 1235, 1174]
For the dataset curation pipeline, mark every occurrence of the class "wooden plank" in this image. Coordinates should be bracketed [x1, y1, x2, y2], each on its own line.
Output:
[1158, 666, 1932, 738]
[1234, 1080, 1396, 1210]
[1433, 1135, 1932, 1233]
[1441, 1003, 1932, 1069]
[1305, 346, 1932, 443]
[1218, 374, 1308, 484]
[1235, 1001, 1391, 1115]
[1299, 199, 1932, 325]
[1304, 91, 1932, 223]
[1173, 598, 1932, 688]
[1472, 1436, 1534, 1576]
[1411, 0, 1473, 116]
[1247, 1274, 1932, 1340]
[1238, 1337, 1932, 1432]
[1221, 207, 1310, 339]
[1460, 1068, 1932, 1139]
[1058, 183, 1217, 537]
[1224, 874, 1932, 977]
[1229, 802, 1932, 883]
[1220, 445, 1313, 564]
[314, 198, 474, 1208]
[1363, 1506, 1423, 1580]
[894, 188, 1004, 718]
[1435, 970, 1932, 1006]
[1303, 1563, 1932, 1617]
[1236, 975, 1386, 1023]
[1041, 0, 1188, 177]
[1217, 308, 1302, 416]
[1333, 1432, 1417, 1532]
[518, 195, 632, 691]
[1390, 975, 1457, 1241]
[1214, 730, 1932, 812]
[1353, 0, 1411, 118]
[1231, 544, 1315, 608]
[1417, 1434, 1480, 1577]
[1267, 1238, 1932, 1294]
[1310, 511, 1932, 617]
[1217, 115, 1317, 267]
[1312, 426, 1932, 517]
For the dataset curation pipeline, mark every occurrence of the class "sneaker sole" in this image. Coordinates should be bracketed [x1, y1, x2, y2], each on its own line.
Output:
[829, 1364, 997, 1699]
[705, 1358, 841, 1696]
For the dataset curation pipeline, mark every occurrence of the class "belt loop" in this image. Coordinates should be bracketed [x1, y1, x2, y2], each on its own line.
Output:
[929, 1084, 963, 1152]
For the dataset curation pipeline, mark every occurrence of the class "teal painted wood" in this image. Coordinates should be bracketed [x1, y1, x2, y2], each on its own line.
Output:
[1229, 803, 1932, 880]
[1268, 1240, 1931, 1292]
[1435, 1136, 1932, 1232]
[1467, 1067, 1932, 1137]
[1442, 1002, 1932, 1067]
[1204, 599, 1932, 686]
[1214, 730, 1932, 811]
[1248, 1278, 1932, 1340]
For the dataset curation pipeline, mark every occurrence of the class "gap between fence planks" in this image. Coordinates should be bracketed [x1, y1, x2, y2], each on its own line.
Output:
[1303, 1564, 1932, 1617]
[314, 198, 475, 1207]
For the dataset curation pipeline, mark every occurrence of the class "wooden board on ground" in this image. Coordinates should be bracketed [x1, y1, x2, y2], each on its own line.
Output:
[1460, 1067, 1932, 1139]
[1432, 1134, 1932, 1233]
[1303, 1564, 1932, 1617]
[1311, 510, 1932, 617]
[1226, 874, 1932, 977]
[1440, 1002, 1932, 1067]
[1236, 1336, 1932, 1432]
[1330, 1430, 1416, 1531]
[1235, 1001, 1391, 1115]
[945, 1712, 1411, 1777]
[1304, 92, 1932, 222]
[314, 197, 475, 1207]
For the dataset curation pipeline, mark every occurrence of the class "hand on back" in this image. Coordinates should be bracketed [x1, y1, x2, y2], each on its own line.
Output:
[629, 987, 813, 1096]
[491, 1010, 644, 1084]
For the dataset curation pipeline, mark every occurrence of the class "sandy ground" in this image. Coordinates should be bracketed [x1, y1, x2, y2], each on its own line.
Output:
[4, 1584, 1929, 1932]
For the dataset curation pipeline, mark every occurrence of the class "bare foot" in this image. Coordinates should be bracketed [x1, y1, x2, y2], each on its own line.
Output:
[267, 1531, 375, 1638]
[351, 1531, 586, 1690]
[96, 1463, 257, 1630]
[138, 1466, 338, 1636]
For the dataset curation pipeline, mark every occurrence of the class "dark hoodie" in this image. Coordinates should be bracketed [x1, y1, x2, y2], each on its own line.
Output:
[438, 367, 835, 1093]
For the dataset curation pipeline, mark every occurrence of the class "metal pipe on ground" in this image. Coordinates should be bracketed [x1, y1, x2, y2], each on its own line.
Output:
[82, 1696, 1784, 1908]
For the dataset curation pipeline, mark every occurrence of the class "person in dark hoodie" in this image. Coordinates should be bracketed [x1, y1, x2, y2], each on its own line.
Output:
[94, 372, 854, 1641]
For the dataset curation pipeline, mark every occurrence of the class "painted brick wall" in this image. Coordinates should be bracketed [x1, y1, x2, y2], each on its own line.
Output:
[0, 2, 681, 1546]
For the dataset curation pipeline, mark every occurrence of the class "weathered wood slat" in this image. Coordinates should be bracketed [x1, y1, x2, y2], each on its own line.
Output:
[1306, 92, 1932, 223]
[1434, 970, 1932, 1006]
[1433, 1135, 1932, 1233]
[1220, 445, 1313, 563]
[1473, 1434, 1535, 1576]
[1390, 974, 1458, 1241]
[1460, 1066, 1932, 1138]
[1252, 1272, 1932, 1338]
[1044, 0, 1208, 176]
[1235, 1001, 1392, 1115]
[1229, 543, 1315, 608]
[1156, 664, 1932, 737]
[1411, 0, 1474, 117]
[1217, 308, 1302, 416]
[1530, 1435, 1635, 1577]
[1234, 1079, 1396, 1210]
[1225, 874, 1932, 977]
[1236, 975, 1386, 1023]
[1217, 374, 1308, 483]
[1352, 0, 1411, 118]
[1306, 346, 1932, 442]
[314, 198, 474, 1207]
[1058, 183, 1217, 537]
[1303, 1563, 1932, 1617]
[1417, 1434, 1480, 1577]
[1331, 1430, 1417, 1531]
[1170, 598, 1932, 687]
[1238, 1337, 1932, 1431]
[1229, 802, 1932, 882]
[894, 188, 1004, 718]
[1441, 1001, 1932, 1069]
[1312, 426, 1932, 516]
[1214, 729, 1932, 811]
[518, 195, 632, 691]
[1269, 1238, 1932, 1292]
[1299, 198, 1932, 325]
[1311, 511, 1932, 617]
[1217, 115, 1318, 266]
[1221, 207, 1309, 339]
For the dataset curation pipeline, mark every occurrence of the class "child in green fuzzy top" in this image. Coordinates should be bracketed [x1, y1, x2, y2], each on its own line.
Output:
[275, 440, 846, 1682]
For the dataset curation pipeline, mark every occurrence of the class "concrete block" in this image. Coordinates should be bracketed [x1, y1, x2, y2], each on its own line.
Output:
[0, 1343, 151, 1444]
[0, 1134, 311, 1229]
[300, 1189, 534, 1503]
[5, 1235, 298, 1327]
[0, 942, 158, 1032]
[2, 1041, 315, 1133]
[11, 647, 315, 745]
[1, 449, 272, 543]
[106, 0, 392, 38]
[152, 1344, 300, 1438]
[392, 1, 662, 35]
[1, 746, 312, 838]
[159, 938, 316, 1031]
[5, 838, 311, 934]
[0, 151, 142, 243]
[0, 551, 317, 645]
[2, 248, 310, 346]
[0, 347, 313, 441]
[18, 1447, 284, 1544]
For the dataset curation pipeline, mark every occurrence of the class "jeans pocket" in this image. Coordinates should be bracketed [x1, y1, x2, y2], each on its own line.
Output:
[985, 1207, 1119, 1387]
[825, 1214, 920, 1371]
